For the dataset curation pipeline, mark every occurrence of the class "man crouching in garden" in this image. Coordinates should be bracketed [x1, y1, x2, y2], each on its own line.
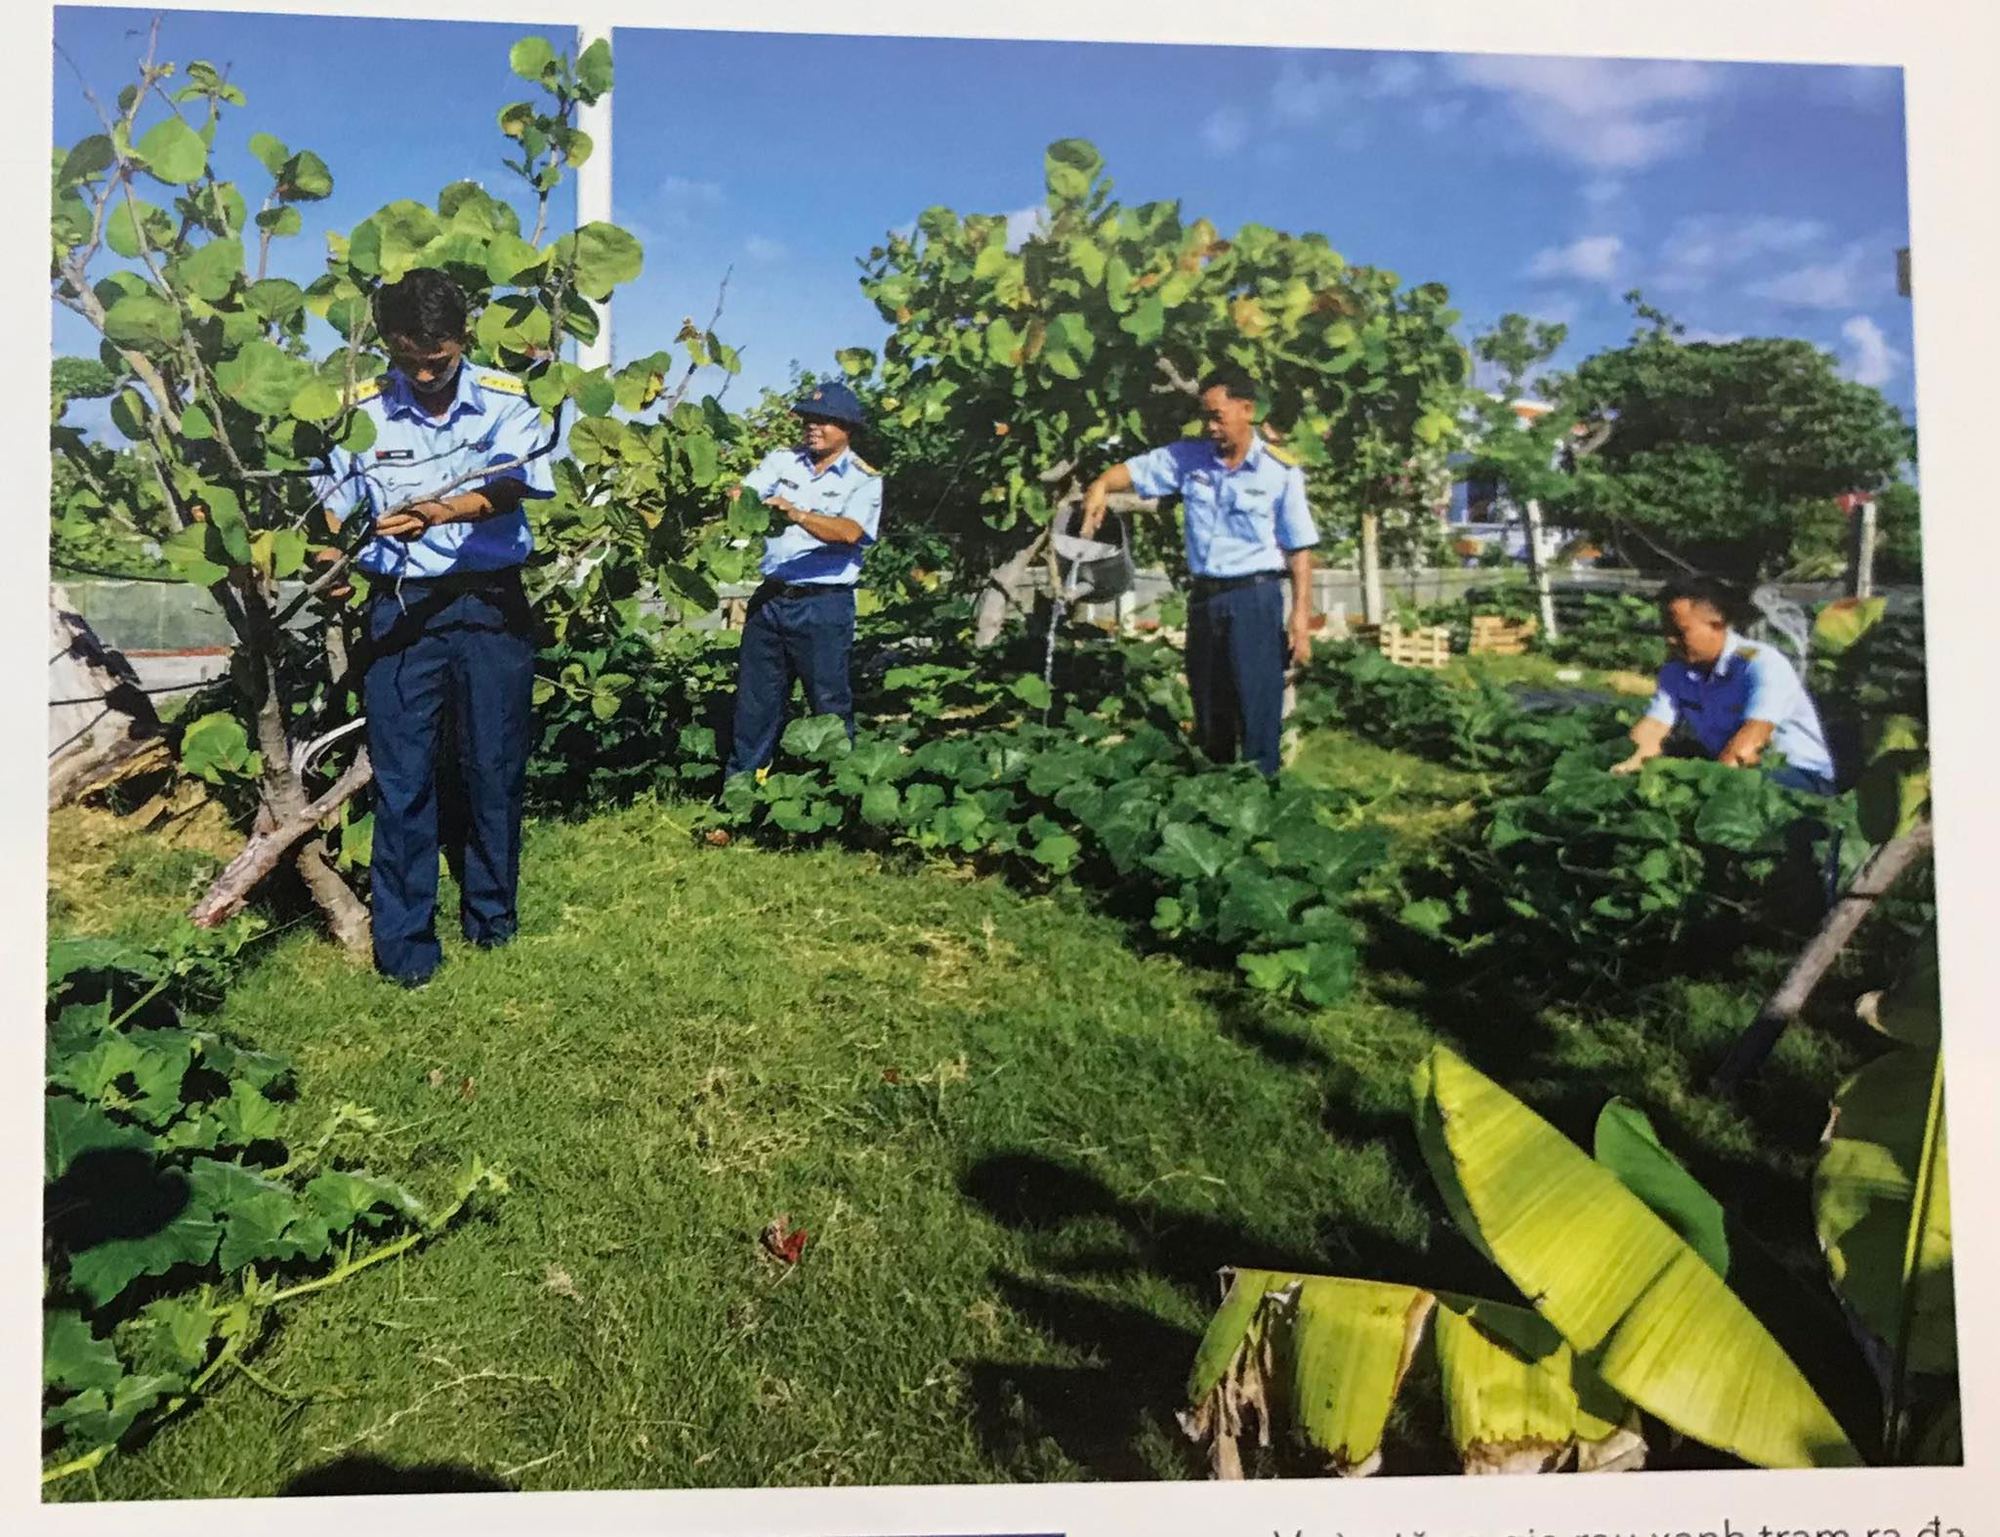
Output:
[315, 268, 555, 987]
[1078, 369, 1317, 776]
[723, 381, 883, 777]
[1612, 576, 1838, 794]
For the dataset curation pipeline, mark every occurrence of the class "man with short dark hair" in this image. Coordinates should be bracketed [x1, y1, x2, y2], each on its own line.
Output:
[1078, 370, 1318, 776]
[315, 267, 555, 986]
[1612, 577, 1837, 793]
[724, 380, 883, 777]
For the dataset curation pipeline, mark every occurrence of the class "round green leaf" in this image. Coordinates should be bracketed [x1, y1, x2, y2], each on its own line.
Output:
[256, 205, 302, 238]
[109, 388, 149, 441]
[550, 222, 643, 301]
[277, 149, 333, 201]
[135, 118, 208, 185]
[288, 379, 342, 422]
[214, 339, 310, 416]
[104, 199, 172, 260]
[101, 293, 183, 351]
[57, 135, 116, 186]
[244, 278, 306, 324]
[485, 233, 545, 286]
[1043, 138, 1103, 203]
[509, 36, 557, 81]
[179, 402, 215, 440]
[247, 132, 289, 178]
[576, 36, 614, 97]
[169, 236, 243, 304]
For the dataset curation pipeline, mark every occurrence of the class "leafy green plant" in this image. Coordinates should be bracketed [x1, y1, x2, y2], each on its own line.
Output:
[708, 696, 1383, 1007]
[852, 139, 1468, 587]
[42, 937, 506, 1484]
[1403, 747, 1850, 979]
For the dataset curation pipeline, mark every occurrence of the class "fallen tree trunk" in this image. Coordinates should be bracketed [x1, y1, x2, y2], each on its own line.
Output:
[48, 584, 170, 807]
[188, 750, 373, 933]
[1711, 817, 1934, 1090]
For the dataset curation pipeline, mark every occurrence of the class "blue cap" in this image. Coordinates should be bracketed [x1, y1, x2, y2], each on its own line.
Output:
[793, 380, 866, 428]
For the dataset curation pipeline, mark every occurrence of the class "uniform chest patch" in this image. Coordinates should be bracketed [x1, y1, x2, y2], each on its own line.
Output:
[374, 448, 415, 462]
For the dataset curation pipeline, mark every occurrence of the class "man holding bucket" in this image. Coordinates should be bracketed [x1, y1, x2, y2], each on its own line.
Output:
[1078, 369, 1318, 776]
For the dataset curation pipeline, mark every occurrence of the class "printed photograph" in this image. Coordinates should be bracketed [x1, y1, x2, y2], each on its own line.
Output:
[43, 6, 1947, 1499]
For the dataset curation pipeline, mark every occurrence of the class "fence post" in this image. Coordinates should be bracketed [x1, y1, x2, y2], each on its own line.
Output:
[1359, 512, 1385, 624]
[1848, 497, 1879, 599]
[1523, 498, 1560, 640]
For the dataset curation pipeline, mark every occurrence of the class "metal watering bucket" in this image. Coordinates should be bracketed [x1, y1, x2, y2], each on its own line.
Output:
[1049, 504, 1137, 604]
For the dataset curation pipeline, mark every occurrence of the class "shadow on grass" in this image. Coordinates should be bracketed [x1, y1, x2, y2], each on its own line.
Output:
[956, 1147, 1500, 1480]
[277, 1454, 514, 1496]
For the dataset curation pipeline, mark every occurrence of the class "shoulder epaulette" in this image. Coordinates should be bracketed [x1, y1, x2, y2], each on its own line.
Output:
[476, 371, 528, 396]
[851, 454, 882, 477]
[1734, 645, 1761, 664]
[1266, 443, 1299, 467]
[345, 376, 385, 405]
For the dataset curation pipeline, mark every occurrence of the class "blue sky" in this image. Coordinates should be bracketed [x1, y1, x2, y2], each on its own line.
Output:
[53, 10, 1916, 432]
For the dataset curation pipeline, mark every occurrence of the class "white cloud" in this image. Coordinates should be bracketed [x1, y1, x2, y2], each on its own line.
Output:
[1366, 56, 1426, 99]
[1527, 234, 1624, 285]
[1271, 61, 1342, 125]
[1748, 242, 1881, 309]
[744, 234, 786, 263]
[1582, 177, 1624, 206]
[1270, 54, 1424, 127]
[1841, 314, 1904, 387]
[1654, 214, 1828, 292]
[1812, 66, 1901, 109]
[1419, 98, 1468, 134]
[1003, 205, 1046, 250]
[1448, 54, 1723, 170]
[1681, 327, 1746, 345]
[1201, 106, 1250, 154]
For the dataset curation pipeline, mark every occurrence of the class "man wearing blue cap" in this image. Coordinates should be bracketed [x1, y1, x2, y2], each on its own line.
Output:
[1078, 369, 1318, 777]
[314, 268, 556, 987]
[723, 380, 884, 777]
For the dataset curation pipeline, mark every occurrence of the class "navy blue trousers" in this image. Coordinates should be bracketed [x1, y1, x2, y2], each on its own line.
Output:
[1187, 574, 1287, 777]
[725, 583, 856, 777]
[362, 572, 535, 983]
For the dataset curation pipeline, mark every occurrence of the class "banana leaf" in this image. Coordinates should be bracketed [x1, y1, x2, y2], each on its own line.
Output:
[1820, 932, 1953, 1379]
[1183, 1268, 1645, 1476]
[1414, 1046, 1862, 1469]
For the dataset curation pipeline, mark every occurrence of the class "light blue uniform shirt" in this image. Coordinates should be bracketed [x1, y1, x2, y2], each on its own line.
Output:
[1122, 436, 1319, 579]
[743, 446, 884, 587]
[315, 365, 556, 580]
[1645, 628, 1835, 779]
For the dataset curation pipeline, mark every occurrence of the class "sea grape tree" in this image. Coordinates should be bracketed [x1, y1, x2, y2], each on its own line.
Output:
[48, 24, 737, 949]
[847, 138, 1471, 587]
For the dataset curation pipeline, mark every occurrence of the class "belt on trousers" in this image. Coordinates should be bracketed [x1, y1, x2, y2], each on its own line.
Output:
[1189, 570, 1283, 596]
[757, 579, 845, 599]
[372, 564, 523, 596]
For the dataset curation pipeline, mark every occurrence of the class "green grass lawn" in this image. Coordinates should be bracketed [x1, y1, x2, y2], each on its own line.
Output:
[46, 724, 1877, 1498]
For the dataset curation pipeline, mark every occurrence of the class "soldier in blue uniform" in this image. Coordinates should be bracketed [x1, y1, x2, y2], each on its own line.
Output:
[1612, 577, 1837, 793]
[1078, 369, 1318, 776]
[315, 269, 556, 986]
[723, 381, 883, 777]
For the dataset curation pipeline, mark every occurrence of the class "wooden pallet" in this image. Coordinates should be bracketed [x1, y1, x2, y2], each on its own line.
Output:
[1468, 614, 1538, 656]
[1372, 621, 1452, 669]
